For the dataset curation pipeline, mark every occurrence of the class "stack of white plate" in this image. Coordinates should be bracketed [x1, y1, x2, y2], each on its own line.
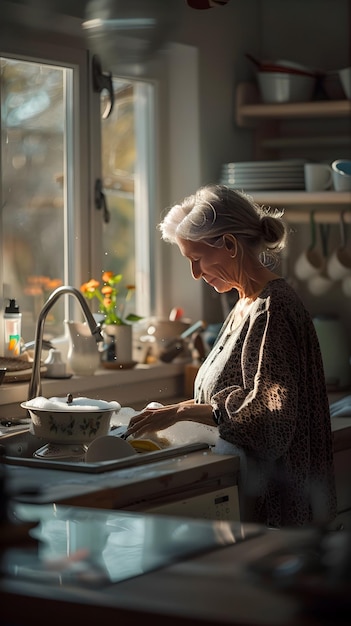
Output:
[220, 159, 306, 190]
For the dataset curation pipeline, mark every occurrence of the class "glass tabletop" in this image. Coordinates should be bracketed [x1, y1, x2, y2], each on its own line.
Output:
[2, 503, 262, 588]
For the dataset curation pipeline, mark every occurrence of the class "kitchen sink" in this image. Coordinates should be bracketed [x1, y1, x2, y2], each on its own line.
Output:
[1, 422, 44, 458]
[0, 423, 210, 473]
[1, 421, 240, 522]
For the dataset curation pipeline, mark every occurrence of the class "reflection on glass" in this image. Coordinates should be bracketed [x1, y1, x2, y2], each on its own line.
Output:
[5, 504, 244, 587]
[1, 58, 68, 341]
[101, 79, 136, 287]
[100, 78, 154, 319]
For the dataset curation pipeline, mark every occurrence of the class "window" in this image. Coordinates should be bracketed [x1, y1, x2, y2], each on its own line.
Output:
[0, 45, 155, 350]
[0, 56, 71, 342]
[100, 78, 155, 319]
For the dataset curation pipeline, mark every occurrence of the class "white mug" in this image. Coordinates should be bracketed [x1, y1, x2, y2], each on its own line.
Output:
[331, 160, 351, 191]
[294, 247, 324, 281]
[304, 163, 333, 192]
[327, 247, 351, 280]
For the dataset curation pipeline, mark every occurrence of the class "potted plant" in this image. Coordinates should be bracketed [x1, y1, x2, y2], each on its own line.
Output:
[80, 271, 143, 366]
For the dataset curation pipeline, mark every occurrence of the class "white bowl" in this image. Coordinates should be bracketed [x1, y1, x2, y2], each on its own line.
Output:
[21, 396, 120, 444]
[257, 72, 316, 103]
[146, 317, 191, 341]
[85, 435, 137, 462]
[338, 67, 351, 99]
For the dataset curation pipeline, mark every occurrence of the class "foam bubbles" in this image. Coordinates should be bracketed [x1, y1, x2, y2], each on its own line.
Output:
[26, 396, 121, 412]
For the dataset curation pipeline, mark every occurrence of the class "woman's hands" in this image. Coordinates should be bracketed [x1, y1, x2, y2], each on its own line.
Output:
[124, 399, 214, 440]
[125, 402, 183, 439]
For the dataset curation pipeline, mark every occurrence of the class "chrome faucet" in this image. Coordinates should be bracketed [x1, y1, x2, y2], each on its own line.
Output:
[27, 286, 104, 401]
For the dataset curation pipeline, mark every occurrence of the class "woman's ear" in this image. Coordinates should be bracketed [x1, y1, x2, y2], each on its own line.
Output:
[224, 235, 237, 258]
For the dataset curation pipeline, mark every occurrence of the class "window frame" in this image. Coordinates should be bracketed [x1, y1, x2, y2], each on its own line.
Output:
[88, 72, 158, 320]
[0, 32, 161, 342]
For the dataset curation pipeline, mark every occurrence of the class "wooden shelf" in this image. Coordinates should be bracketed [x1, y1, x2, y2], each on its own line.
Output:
[233, 82, 351, 218]
[251, 194, 351, 222]
[252, 190, 351, 207]
[251, 191, 351, 223]
[282, 209, 351, 225]
[236, 82, 351, 127]
[261, 135, 351, 150]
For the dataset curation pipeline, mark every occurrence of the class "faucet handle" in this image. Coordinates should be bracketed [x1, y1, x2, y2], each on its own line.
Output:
[92, 324, 104, 343]
[22, 339, 54, 354]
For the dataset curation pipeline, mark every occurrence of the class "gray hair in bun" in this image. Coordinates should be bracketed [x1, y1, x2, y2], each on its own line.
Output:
[158, 184, 288, 267]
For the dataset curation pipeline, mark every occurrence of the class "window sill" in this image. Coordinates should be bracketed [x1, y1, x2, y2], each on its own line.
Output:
[0, 362, 187, 419]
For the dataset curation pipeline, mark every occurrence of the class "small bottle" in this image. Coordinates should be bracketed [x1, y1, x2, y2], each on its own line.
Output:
[4, 299, 22, 358]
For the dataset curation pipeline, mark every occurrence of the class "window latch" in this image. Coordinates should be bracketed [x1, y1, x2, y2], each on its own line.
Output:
[95, 178, 110, 223]
[92, 54, 114, 119]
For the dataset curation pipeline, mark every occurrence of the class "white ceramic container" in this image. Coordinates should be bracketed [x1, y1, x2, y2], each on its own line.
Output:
[66, 320, 101, 376]
[257, 71, 316, 103]
[21, 396, 121, 444]
[331, 160, 351, 191]
[304, 163, 332, 192]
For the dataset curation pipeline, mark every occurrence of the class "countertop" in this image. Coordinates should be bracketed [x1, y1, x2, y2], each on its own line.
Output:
[1, 503, 350, 626]
[1, 415, 350, 511]
[4, 446, 240, 510]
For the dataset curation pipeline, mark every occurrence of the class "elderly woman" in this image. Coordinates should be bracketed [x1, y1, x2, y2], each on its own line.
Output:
[125, 184, 336, 528]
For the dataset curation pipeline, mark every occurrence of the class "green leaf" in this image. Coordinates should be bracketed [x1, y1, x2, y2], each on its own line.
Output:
[126, 313, 143, 322]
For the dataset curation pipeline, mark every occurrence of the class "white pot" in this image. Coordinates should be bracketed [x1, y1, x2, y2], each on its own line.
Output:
[21, 396, 120, 444]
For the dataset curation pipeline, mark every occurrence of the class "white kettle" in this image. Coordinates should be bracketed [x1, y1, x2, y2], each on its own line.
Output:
[313, 315, 351, 389]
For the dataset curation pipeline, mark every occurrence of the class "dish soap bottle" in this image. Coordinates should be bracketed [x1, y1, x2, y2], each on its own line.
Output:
[4, 299, 22, 358]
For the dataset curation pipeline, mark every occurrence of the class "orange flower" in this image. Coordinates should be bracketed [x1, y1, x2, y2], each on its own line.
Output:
[101, 285, 113, 296]
[46, 278, 63, 290]
[102, 271, 114, 282]
[82, 279, 100, 292]
[24, 285, 43, 296]
[80, 271, 142, 325]
[25, 275, 63, 296]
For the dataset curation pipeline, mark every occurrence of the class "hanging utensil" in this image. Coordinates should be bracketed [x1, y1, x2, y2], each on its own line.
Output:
[327, 210, 351, 281]
[319, 223, 330, 266]
[339, 210, 347, 250]
[306, 222, 333, 296]
[294, 211, 324, 282]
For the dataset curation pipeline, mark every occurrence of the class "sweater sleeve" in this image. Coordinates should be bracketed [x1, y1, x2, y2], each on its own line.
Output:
[212, 302, 301, 461]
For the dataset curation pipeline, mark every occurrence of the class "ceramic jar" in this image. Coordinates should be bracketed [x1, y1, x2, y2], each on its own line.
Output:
[66, 320, 101, 376]
[101, 323, 133, 367]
